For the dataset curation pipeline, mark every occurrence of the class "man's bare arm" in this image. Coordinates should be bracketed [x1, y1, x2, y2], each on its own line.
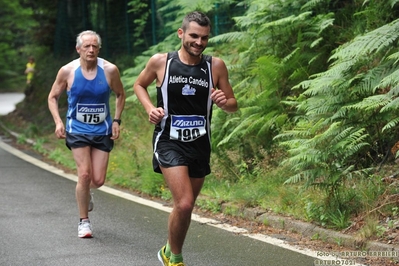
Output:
[133, 54, 166, 124]
[48, 67, 69, 138]
[211, 57, 238, 113]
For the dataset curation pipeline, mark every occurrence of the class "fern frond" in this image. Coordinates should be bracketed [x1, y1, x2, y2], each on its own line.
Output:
[209, 31, 250, 43]
[301, 0, 330, 11]
[382, 117, 399, 132]
[346, 94, 390, 111]
[349, 66, 388, 96]
[386, 51, 399, 64]
[380, 96, 399, 112]
[377, 68, 399, 93]
[216, 113, 260, 147]
[390, 0, 399, 8]
[275, 119, 326, 141]
[330, 19, 399, 62]
[258, 12, 313, 32]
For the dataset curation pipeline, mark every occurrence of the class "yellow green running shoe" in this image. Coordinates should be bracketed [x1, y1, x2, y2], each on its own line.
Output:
[168, 263, 185, 266]
[157, 246, 169, 266]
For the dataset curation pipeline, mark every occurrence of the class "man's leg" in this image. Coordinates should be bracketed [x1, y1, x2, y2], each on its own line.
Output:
[90, 148, 110, 188]
[72, 147, 109, 215]
[72, 146, 92, 219]
[86, 148, 109, 212]
[160, 165, 204, 255]
[71, 146, 95, 238]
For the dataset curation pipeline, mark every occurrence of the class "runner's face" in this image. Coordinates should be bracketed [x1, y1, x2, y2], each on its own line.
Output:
[180, 22, 210, 57]
[77, 35, 100, 61]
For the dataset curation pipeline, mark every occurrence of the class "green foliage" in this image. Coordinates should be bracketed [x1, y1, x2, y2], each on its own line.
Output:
[391, 0, 399, 8]
[80, 0, 399, 229]
[210, 1, 342, 179]
[0, 1, 38, 89]
[32, 138, 47, 155]
[6, 0, 399, 234]
[280, 17, 399, 189]
[196, 198, 222, 213]
[305, 202, 350, 229]
[47, 147, 76, 170]
[139, 169, 165, 197]
[127, 0, 150, 49]
[277, 120, 372, 188]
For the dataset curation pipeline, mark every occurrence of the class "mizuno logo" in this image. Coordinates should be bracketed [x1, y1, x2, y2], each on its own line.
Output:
[173, 120, 204, 127]
[201, 68, 207, 74]
[78, 107, 105, 113]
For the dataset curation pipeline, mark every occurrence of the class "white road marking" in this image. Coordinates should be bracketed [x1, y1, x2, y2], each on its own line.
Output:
[0, 137, 366, 266]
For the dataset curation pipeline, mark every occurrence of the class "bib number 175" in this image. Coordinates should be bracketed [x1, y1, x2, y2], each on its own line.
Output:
[76, 103, 107, 124]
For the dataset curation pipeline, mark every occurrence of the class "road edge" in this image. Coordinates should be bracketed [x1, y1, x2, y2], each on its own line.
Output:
[1, 124, 395, 265]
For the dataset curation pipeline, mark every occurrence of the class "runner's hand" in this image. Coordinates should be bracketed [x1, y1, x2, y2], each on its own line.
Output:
[55, 123, 66, 139]
[149, 107, 164, 125]
[211, 88, 227, 108]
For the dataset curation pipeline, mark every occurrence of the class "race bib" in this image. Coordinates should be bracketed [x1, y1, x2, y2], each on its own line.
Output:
[76, 103, 107, 124]
[170, 115, 206, 142]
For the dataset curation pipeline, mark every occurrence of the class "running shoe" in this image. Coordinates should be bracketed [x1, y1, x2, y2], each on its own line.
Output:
[78, 219, 93, 238]
[88, 191, 94, 212]
[157, 246, 170, 266]
[168, 262, 185, 266]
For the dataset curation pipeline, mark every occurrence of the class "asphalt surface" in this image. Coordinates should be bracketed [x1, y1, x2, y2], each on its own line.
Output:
[0, 93, 25, 116]
[0, 136, 322, 266]
[0, 92, 363, 266]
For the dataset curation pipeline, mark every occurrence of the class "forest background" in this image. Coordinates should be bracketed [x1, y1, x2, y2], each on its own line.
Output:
[2, 0, 399, 246]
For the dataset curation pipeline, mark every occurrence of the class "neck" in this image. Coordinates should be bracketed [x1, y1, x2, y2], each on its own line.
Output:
[178, 50, 202, 65]
[80, 58, 97, 71]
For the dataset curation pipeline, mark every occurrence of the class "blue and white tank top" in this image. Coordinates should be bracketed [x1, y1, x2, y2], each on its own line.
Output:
[66, 58, 112, 135]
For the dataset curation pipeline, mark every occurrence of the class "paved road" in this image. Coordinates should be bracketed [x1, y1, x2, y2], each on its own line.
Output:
[0, 93, 341, 265]
[0, 138, 322, 266]
[0, 93, 25, 115]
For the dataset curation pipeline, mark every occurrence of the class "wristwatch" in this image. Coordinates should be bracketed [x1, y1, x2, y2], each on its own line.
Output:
[113, 119, 121, 125]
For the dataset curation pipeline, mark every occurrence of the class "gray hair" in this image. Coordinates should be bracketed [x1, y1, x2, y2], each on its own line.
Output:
[76, 30, 102, 48]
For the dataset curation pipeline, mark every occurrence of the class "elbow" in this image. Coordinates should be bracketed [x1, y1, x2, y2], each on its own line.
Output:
[133, 84, 140, 95]
[119, 90, 126, 100]
[223, 98, 238, 113]
[133, 83, 147, 94]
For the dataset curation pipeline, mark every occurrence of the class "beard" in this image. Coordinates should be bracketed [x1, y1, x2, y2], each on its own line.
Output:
[182, 42, 205, 57]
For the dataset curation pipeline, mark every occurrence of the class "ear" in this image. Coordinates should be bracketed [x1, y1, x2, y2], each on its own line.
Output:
[177, 28, 184, 39]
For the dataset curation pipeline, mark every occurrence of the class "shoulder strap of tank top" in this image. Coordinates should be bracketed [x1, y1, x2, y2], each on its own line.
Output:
[167, 51, 211, 64]
[202, 54, 212, 64]
[168, 51, 178, 60]
[97, 57, 104, 68]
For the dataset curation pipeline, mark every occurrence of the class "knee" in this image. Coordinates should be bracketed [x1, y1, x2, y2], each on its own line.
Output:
[91, 178, 105, 188]
[78, 172, 91, 186]
[175, 199, 195, 215]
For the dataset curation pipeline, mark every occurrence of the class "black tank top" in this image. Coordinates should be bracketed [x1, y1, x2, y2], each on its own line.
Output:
[153, 51, 214, 159]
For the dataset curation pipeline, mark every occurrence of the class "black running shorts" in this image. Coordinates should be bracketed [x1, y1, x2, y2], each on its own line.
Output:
[153, 142, 210, 178]
[66, 133, 114, 152]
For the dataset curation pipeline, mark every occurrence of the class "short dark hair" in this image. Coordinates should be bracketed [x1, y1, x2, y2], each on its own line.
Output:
[181, 11, 211, 31]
